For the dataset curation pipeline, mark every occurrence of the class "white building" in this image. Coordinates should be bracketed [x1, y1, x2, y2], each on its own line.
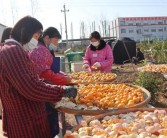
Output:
[111, 16, 167, 42]
[0, 23, 6, 41]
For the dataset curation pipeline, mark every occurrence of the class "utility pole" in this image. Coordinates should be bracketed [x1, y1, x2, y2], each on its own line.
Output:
[61, 4, 69, 47]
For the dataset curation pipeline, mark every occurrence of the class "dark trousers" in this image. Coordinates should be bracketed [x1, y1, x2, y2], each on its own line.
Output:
[46, 103, 59, 138]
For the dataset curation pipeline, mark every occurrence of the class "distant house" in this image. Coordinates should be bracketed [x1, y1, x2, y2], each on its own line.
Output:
[0, 23, 6, 41]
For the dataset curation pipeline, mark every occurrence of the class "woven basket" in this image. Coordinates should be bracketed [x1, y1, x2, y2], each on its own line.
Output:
[56, 84, 151, 116]
[69, 73, 117, 85]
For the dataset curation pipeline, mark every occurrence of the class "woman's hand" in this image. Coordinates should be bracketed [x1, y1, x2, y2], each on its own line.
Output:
[82, 64, 89, 70]
[92, 62, 101, 69]
[63, 86, 77, 98]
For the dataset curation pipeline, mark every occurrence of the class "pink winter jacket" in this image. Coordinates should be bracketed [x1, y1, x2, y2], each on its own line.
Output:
[83, 44, 114, 72]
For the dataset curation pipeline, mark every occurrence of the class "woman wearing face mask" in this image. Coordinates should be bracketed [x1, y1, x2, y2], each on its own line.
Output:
[0, 16, 77, 138]
[29, 27, 71, 85]
[83, 31, 114, 72]
[28, 27, 73, 138]
[42, 27, 59, 57]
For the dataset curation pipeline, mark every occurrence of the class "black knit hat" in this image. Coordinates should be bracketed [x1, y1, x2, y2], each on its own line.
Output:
[43, 27, 61, 39]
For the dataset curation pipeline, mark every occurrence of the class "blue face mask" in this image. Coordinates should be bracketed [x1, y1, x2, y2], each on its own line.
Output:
[48, 43, 55, 51]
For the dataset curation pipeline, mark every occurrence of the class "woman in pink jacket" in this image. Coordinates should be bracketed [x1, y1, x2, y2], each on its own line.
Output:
[83, 31, 114, 72]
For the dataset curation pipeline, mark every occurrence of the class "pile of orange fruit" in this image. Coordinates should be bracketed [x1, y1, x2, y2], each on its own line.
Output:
[138, 64, 167, 73]
[70, 71, 117, 84]
[75, 83, 144, 109]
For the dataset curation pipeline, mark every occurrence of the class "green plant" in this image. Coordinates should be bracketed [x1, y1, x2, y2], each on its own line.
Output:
[137, 41, 151, 51]
[135, 72, 164, 105]
[137, 40, 167, 64]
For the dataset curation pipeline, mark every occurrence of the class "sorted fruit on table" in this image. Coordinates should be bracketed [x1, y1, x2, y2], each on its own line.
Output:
[138, 64, 167, 73]
[70, 71, 117, 84]
[55, 83, 150, 112]
[75, 83, 144, 109]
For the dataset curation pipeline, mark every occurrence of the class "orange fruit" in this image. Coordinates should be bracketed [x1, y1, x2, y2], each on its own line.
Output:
[133, 97, 140, 103]
[117, 103, 125, 108]
[127, 100, 135, 107]
[86, 102, 93, 107]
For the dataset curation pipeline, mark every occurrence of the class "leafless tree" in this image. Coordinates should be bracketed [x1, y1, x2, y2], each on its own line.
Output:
[78, 19, 111, 38]
[80, 21, 86, 38]
[30, 0, 38, 16]
[100, 20, 110, 37]
[0, 0, 6, 24]
[10, 0, 18, 25]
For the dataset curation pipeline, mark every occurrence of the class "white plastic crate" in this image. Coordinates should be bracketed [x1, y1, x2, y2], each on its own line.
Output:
[71, 62, 83, 72]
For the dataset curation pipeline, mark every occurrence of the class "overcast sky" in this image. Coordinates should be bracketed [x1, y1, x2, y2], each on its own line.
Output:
[0, 0, 167, 39]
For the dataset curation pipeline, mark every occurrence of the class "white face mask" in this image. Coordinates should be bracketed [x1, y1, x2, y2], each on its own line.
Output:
[28, 38, 38, 50]
[91, 41, 100, 47]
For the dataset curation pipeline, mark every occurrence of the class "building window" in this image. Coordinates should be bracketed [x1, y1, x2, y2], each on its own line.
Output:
[164, 27, 166, 31]
[158, 28, 163, 32]
[120, 21, 125, 26]
[143, 22, 149, 25]
[136, 29, 141, 34]
[151, 29, 156, 32]
[158, 21, 163, 25]
[128, 23, 133, 26]
[144, 29, 149, 32]
[136, 23, 141, 26]
[129, 29, 134, 33]
[121, 29, 126, 33]
[151, 21, 156, 25]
